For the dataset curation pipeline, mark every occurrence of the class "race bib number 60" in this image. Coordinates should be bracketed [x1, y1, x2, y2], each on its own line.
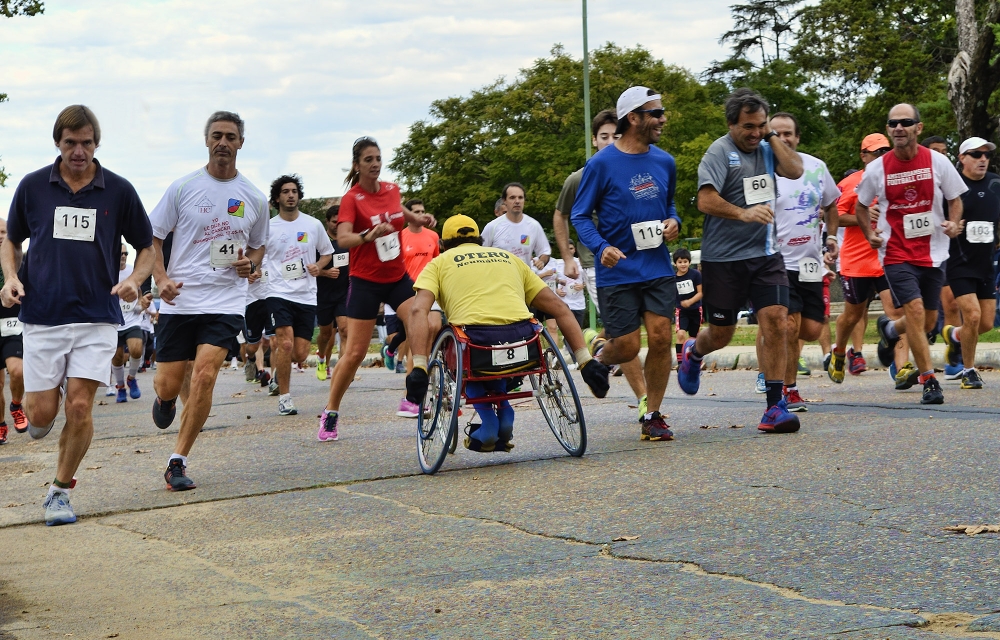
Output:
[210, 240, 242, 268]
[743, 174, 775, 205]
[53, 207, 96, 242]
[902, 212, 933, 239]
[631, 221, 663, 251]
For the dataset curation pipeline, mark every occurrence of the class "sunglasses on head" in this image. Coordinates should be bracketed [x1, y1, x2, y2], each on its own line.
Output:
[965, 150, 994, 159]
[887, 118, 920, 128]
[353, 136, 378, 148]
[635, 108, 665, 119]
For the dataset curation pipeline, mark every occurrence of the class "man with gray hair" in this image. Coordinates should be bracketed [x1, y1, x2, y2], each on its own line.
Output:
[148, 110, 269, 491]
[494, 198, 506, 217]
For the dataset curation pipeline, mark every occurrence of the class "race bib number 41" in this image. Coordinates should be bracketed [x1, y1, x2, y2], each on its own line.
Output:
[53, 207, 96, 242]
[967, 220, 995, 244]
[210, 240, 243, 268]
[743, 174, 775, 205]
[902, 212, 933, 239]
[376, 232, 401, 262]
[631, 221, 663, 251]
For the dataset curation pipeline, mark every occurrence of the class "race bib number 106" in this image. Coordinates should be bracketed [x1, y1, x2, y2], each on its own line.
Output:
[902, 212, 933, 239]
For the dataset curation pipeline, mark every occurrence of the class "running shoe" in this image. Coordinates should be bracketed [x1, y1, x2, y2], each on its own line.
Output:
[152, 397, 176, 430]
[944, 363, 964, 381]
[640, 411, 674, 441]
[258, 370, 271, 387]
[921, 376, 944, 405]
[941, 325, 960, 367]
[610, 364, 623, 376]
[382, 344, 395, 370]
[757, 398, 801, 433]
[116, 385, 128, 404]
[894, 362, 919, 390]
[961, 368, 984, 390]
[926, 330, 937, 345]
[797, 357, 811, 377]
[589, 337, 607, 360]
[889, 361, 897, 381]
[278, 394, 298, 416]
[43, 488, 76, 526]
[875, 315, 899, 367]
[0, 421, 7, 445]
[828, 352, 845, 384]
[637, 394, 648, 423]
[395, 361, 406, 374]
[823, 351, 831, 375]
[783, 388, 807, 412]
[317, 410, 339, 441]
[582, 328, 599, 351]
[164, 459, 196, 491]
[245, 360, 258, 382]
[268, 380, 279, 396]
[676, 338, 701, 395]
[229, 357, 239, 370]
[847, 348, 867, 375]
[127, 376, 141, 399]
[105, 385, 116, 397]
[316, 361, 327, 381]
[10, 403, 27, 434]
[397, 398, 419, 418]
[755, 372, 766, 394]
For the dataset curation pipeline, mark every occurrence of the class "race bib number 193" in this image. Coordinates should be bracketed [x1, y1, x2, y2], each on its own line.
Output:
[53, 207, 96, 242]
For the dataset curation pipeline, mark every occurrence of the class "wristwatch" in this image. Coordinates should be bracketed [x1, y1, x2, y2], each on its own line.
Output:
[359, 229, 371, 243]
[249, 260, 258, 274]
[763, 131, 778, 142]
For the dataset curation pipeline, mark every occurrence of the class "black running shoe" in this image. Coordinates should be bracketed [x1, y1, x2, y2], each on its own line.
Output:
[961, 369, 984, 390]
[875, 315, 899, 367]
[152, 397, 177, 430]
[920, 376, 944, 405]
[164, 459, 196, 491]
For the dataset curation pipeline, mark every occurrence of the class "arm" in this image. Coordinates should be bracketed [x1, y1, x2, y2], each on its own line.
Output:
[232, 245, 265, 279]
[336, 220, 394, 249]
[943, 197, 965, 238]
[663, 159, 681, 242]
[823, 202, 839, 259]
[855, 202, 883, 249]
[306, 253, 333, 277]
[0, 240, 24, 308]
[769, 136, 803, 179]
[403, 206, 436, 229]
[152, 237, 183, 305]
[112, 245, 156, 302]
[407, 289, 435, 360]
[697, 186, 773, 224]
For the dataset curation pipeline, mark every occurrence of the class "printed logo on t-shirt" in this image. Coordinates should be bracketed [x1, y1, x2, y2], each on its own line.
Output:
[520, 235, 530, 245]
[227, 199, 245, 218]
[196, 196, 214, 215]
[629, 173, 660, 200]
[728, 152, 741, 167]
[297, 232, 308, 243]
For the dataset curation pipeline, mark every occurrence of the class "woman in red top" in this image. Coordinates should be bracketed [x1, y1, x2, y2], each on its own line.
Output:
[318, 137, 435, 441]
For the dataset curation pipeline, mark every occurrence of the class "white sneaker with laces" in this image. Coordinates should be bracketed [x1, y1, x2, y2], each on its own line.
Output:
[43, 488, 76, 526]
[278, 393, 298, 416]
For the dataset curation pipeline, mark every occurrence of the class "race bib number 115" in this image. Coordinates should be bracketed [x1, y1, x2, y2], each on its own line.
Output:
[53, 207, 96, 242]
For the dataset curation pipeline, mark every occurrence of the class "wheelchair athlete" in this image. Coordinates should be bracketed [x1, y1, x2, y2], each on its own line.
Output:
[405, 215, 610, 452]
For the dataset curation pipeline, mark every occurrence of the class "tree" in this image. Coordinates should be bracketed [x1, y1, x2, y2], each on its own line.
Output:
[705, 0, 803, 82]
[1, 0, 44, 187]
[948, 0, 1000, 140]
[390, 44, 725, 237]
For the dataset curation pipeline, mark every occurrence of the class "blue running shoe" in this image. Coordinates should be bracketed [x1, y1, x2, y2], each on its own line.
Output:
[944, 363, 964, 381]
[127, 376, 141, 399]
[757, 398, 801, 433]
[889, 361, 897, 381]
[116, 386, 128, 403]
[755, 372, 766, 393]
[676, 338, 701, 395]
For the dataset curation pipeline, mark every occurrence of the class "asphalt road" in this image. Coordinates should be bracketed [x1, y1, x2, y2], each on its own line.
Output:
[1, 360, 1000, 639]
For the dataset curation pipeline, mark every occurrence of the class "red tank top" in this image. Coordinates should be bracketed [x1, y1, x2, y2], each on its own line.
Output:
[882, 146, 936, 267]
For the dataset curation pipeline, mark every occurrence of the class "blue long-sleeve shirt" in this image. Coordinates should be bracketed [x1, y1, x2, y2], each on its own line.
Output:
[571, 144, 680, 287]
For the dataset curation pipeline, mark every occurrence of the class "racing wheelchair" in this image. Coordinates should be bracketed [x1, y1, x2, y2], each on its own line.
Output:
[416, 320, 587, 474]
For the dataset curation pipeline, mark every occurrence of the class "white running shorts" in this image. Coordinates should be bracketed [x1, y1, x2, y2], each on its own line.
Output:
[23, 322, 117, 392]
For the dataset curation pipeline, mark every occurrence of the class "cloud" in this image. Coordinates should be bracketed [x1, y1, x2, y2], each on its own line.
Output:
[0, 0, 733, 215]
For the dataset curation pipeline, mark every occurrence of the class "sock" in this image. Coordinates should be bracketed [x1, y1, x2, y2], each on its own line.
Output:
[784, 384, 797, 393]
[885, 321, 899, 340]
[51, 479, 71, 491]
[952, 327, 961, 343]
[918, 371, 934, 384]
[169, 453, 188, 467]
[317, 356, 325, 364]
[128, 356, 141, 378]
[10, 401, 20, 411]
[113, 364, 125, 387]
[279, 393, 291, 402]
[690, 347, 704, 361]
[965, 367, 975, 374]
[675, 343, 683, 356]
[765, 380, 783, 408]
[855, 351, 862, 358]
[573, 347, 591, 367]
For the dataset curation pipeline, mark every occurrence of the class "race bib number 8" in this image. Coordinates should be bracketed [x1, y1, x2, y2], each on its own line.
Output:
[966, 220, 995, 244]
[210, 240, 243, 268]
[53, 207, 96, 242]
[797, 257, 823, 283]
[492, 343, 529, 367]
[376, 232, 401, 262]
[743, 174, 775, 205]
[902, 212, 933, 239]
[281, 258, 305, 280]
[631, 221, 663, 251]
[0, 318, 22, 337]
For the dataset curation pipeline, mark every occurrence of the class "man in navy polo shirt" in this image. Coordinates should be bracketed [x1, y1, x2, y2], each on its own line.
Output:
[2, 105, 154, 526]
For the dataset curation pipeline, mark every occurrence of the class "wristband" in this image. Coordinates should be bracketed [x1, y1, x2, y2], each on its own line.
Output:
[574, 347, 592, 368]
[359, 229, 371, 242]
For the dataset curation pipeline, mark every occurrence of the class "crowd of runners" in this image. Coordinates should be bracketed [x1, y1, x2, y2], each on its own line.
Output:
[3, 85, 998, 526]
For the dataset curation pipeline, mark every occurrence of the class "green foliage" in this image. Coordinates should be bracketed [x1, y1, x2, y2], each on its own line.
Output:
[390, 44, 725, 237]
[0, 0, 43, 17]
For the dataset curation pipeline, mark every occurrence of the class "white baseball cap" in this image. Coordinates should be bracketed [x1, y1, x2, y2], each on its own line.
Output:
[615, 86, 662, 133]
[959, 136, 996, 155]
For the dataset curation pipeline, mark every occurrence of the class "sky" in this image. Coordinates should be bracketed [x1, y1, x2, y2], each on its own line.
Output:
[0, 0, 735, 216]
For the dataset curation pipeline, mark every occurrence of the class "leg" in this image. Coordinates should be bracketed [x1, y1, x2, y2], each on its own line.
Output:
[783, 313, 802, 386]
[851, 315, 866, 353]
[817, 317, 831, 356]
[955, 293, 983, 366]
[833, 302, 867, 357]
[326, 318, 377, 411]
[272, 325, 294, 394]
[619, 358, 647, 401]
[900, 299, 931, 373]
[941, 285, 961, 327]
[335, 318, 349, 360]
[7, 357, 23, 404]
[757, 305, 789, 383]
[173, 344, 228, 457]
[641, 312, 673, 414]
[54, 378, 101, 484]
[316, 323, 333, 363]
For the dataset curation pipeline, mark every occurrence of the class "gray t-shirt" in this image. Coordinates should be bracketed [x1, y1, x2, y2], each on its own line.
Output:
[697, 134, 779, 262]
[556, 168, 596, 268]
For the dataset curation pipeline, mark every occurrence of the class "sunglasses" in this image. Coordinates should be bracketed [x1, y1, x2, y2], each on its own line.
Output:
[353, 136, 378, 148]
[965, 150, 994, 159]
[863, 147, 891, 155]
[887, 118, 920, 128]
[635, 108, 665, 119]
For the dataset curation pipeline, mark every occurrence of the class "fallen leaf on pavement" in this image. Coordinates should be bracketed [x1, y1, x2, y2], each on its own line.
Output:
[5, 503, 24, 508]
[134, 449, 150, 454]
[944, 524, 1000, 536]
[818, 384, 830, 388]
[804, 398, 824, 403]
[231, 392, 245, 398]
[699, 425, 719, 429]
[86, 466, 102, 470]
[97, 401, 107, 406]
[706, 392, 717, 396]
[612, 535, 640, 542]
[730, 424, 745, 429]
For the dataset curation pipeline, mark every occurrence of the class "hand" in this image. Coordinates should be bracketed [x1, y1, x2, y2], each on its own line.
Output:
[663, 218, 680, 242]
[233, 248, 252, 278]
[306, 262, 321, 277]
[1, 278, 24, 308]
[532, 256, 547, 270]
[824, 238, 839, 261]
[319, 267, 340, 279]
[943, 219, 965, 239]
[739, 204, 774, 225]
[562, 259, 579, 280]
[580, 358, 610, 398]
[572, 282, 585, 291]
[405, 366, 430, 405]
[139, 292, 153, 312]
[248, 270, 261, 284]
[111, 278, 140, 303]
[368, 222, 394, 240]
[158, 278, 184, 305]
[600, 246, 627, 268]
[539, 269, 556, 279]
[865, 228, 884, 250]
[680, 299, 691, 308]
[418, 214, 436, 229]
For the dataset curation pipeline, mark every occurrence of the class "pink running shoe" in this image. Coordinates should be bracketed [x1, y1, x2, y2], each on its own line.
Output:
[317, 410, 339, 441]
[396, 398, 419, 418]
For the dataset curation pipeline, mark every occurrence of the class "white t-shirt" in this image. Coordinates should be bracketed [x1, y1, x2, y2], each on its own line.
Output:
[775, 153, 841, 273]
[481, 214, 552, 268]
[554, 258, 586, 311]
[140, 308, 155, 333]
[246, 263, 271, 305]
[117, 265, 143, 330]
[265, 213, 334, 306]
[149, 168, 269, 315]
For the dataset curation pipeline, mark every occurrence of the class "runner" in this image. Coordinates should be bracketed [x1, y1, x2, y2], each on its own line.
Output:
[554, 241, 587, 331]
[572, 85, 682, 441]
[0, 218, 26, 442]
[677, 88, 805, 433]
[769, 112, 841, 412]
[554, 108, 649, 419]
[264, 174, 333, 415]
[483, 183, 552, 271]
[317, 136, 435, 442]
[403, 215, 610, 451]
[111, 244, 152, 402]
[940, 137, 1000, 389]
[315, 204, 349, 381]
[2, 105, 154, 524]
[856, 104, 967, 405]
[149, 110, 269, 490]
[242, 261, 272, 388]
[672, 248, 702, 358]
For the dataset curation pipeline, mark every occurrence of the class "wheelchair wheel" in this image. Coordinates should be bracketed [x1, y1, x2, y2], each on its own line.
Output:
[530, 328, 587, 457]
[417, 327, 462, 474]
